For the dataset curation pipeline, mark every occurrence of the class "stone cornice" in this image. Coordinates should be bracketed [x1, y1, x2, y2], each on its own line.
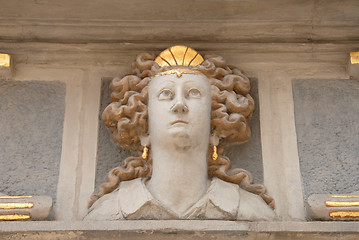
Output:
[0, 19, 358, 43]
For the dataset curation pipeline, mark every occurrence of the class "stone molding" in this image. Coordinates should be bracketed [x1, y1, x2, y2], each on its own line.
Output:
[1, 19, 358, 43]
[0, 221, 359, 239]
[1, 0, 359, 44]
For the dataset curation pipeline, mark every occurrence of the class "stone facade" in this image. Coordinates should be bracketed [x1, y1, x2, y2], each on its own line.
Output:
[0, 0, 359, 238]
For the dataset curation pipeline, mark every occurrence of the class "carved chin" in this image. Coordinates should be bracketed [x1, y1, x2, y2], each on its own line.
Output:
[171, 132, 191, 150]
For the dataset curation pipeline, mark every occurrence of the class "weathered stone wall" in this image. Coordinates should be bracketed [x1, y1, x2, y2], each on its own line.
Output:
[293, 79, 359, 200]
[0, 80, 66, 202]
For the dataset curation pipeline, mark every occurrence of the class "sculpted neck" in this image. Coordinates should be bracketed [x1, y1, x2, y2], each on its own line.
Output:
[146, 142, 209, 216]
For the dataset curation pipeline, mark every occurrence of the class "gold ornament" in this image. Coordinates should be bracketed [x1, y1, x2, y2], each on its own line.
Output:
[155, 45, 204, 68]
[154, 68, 203, 78]
[326, 201, 359, 207]
[0, 196, 32, 199]
[142, 145, 149, 160]
[331, 195, 359, 198]
[0, 203, 34, 209]
[0, 214, 31, 221]
[330, 211, 359, 219]
[212, 146, 218, 161]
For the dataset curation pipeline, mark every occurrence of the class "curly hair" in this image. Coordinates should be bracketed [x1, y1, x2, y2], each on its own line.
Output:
[89, 52, 275, 209]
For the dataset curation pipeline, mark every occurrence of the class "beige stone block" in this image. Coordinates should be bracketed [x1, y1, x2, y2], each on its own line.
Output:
[307, 193, 359, 221]
[0, 196, 52, 221]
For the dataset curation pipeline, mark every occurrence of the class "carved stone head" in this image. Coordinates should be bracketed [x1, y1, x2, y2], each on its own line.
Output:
[89, 46, 274, 212]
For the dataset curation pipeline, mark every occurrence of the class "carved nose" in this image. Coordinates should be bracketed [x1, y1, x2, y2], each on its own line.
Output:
[171, 102, 189, 114]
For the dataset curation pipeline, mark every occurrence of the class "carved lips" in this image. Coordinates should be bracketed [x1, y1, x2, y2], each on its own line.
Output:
[170, 120, 189, 125]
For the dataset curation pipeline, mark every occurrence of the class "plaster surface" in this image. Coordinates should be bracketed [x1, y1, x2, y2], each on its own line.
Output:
[95, 77, 263, 189]
[0, 80, 65, 201]
[293, 79, 359, 200]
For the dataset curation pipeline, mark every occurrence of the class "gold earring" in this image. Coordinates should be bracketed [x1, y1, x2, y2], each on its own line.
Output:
[212, 146, 218, 161]
[142, 145, 149, 160]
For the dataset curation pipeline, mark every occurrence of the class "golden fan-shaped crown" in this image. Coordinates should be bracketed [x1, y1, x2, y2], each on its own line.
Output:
[155, 46, 204, 68]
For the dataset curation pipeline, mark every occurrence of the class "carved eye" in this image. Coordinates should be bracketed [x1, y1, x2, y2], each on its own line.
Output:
[158, 89, 173, 100]
[187, 88, 201, 98]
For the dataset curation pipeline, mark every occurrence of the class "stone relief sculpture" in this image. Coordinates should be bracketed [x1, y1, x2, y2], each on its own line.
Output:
[85, 46, 276, 221]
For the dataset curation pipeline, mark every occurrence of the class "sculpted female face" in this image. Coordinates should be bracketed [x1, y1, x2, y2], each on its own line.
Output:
[148, 73, 212, 151]
[88, 47, 275, 217]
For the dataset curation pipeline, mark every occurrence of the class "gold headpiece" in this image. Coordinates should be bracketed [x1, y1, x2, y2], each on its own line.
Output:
[154, 46, 204, 77]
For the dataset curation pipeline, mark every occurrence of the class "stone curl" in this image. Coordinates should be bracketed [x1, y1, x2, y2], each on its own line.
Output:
[89, 53, 274, 209]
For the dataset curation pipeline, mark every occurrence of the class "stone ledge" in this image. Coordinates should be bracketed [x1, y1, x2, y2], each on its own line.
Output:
[0, 221, 359, 240]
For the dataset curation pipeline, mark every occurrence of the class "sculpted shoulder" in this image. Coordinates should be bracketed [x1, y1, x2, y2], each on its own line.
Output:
[237, 187, 276, 221]
[84, 188, 123, 221]
[211, 178, 276, 221]
[84, 178, 276, 221]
